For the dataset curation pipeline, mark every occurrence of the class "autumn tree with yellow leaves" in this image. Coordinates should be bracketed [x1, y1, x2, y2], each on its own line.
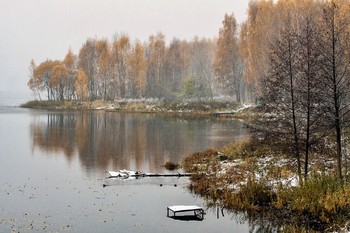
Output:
[242, 0, 276, 99]
[29, 31, 222, 101]
[214, 13, 243, 103]
[50, 64, 68, 101]
[78, 39, 98, 101]
[96, 39, 112, 101]
[29, 60, 61, 101]
[112, 34, 131, 98]
[75, 68, 89, 102]
[128, 41, 147, 98]
[63, 49, 77, 100]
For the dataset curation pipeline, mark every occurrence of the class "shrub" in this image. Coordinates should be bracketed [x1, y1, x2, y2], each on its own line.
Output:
[182, 149, 218, 172]
[163, 161, 180, 170]
[275, 173, 350, 224]
[21, 100, 64, 109]
[221, 176, 275, 211]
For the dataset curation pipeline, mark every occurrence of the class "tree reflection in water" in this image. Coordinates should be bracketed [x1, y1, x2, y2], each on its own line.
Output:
[30, 111, 247, 174]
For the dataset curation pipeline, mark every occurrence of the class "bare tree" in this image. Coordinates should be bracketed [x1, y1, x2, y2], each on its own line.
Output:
[317, 0, 350, 182]
[28, 59, 41, 100]
[296, 2, 323, 178]
[145, 33, 166, 98]
[188, 37, 215, 99]
[263, 14, 302, 178]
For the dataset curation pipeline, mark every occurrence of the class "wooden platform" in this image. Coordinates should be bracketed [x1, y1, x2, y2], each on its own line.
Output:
[167, 205, 204, 220]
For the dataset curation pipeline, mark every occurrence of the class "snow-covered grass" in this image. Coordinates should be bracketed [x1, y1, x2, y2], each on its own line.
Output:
[182, 138, 350, 232]
[21, 98, 249, 116]
[109, 98, 242, 114]
[234, 103, 255, 113]
[21, 98, 240, 112]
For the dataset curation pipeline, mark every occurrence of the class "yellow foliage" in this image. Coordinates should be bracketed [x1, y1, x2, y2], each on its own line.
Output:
[214, 13, 239, 91]
[128, 41, 147, 97]
[50, 64, 67, 88]
[64, 49, 75, 72]
[75, 68, 89, 101]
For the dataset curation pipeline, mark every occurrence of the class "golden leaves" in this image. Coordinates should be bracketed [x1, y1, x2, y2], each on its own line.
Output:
[75, 68, 89, 101]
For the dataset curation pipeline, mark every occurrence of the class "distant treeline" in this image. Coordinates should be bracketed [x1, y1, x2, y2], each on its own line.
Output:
[29, 35, 221, 102]
[28, 0, 350, 105]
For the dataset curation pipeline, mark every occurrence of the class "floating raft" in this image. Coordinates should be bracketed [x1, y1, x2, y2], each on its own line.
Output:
[107, 170, 192, 179]
[167, 205, 204, 221]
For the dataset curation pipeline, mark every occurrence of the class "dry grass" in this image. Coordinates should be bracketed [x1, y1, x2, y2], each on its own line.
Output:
[182, 138, 350, 231]
[22, 99, 244, 114]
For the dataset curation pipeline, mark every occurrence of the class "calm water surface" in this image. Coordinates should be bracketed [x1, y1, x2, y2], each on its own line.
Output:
[0, 106, 252, 233]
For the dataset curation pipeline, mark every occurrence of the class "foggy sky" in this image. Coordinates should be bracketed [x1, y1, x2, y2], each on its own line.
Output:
[0, 0, 249, 99]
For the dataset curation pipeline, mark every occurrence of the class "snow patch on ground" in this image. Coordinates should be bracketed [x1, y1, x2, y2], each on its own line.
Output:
[206, 152, 300, 193]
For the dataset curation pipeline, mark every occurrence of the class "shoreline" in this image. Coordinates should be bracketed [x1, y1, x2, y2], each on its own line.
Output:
[19, 99, 253, 118]
[182, 138, 350, 232]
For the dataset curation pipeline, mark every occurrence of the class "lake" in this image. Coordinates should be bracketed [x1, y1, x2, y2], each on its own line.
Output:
[0, 106, 253, 233]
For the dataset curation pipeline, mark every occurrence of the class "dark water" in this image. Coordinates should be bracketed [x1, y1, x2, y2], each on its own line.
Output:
[0, 106, 251, 233]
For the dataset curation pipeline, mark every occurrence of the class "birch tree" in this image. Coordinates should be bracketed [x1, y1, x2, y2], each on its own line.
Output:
[96, 39, 111, 100]
[145, 33, 166, 97]
[188, 37, 215, 99]
[50, 64, 68, 101]
[28, 59, 41, 100]
[75, 68, 89, 101]
[128, 41, 147, 98]
[243, 0, 276, 99]
[33, 60, 61, 100]
[112, 34, 131, 98]
[214, 13, 242, 102]
[63, 49, 77, 100]
[78, 39, 98, 101]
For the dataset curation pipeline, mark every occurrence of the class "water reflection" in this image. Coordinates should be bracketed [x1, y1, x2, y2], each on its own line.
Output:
[30, 111, 247, 174]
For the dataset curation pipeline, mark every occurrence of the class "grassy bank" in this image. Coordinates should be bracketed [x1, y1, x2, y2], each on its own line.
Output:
[183, 138, 350, 232]
[20, 99, 243, 114]
[21, 100, 115, 110]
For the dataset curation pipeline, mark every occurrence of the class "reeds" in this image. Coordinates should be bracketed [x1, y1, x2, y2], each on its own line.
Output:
[182, 138, 350, 231]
